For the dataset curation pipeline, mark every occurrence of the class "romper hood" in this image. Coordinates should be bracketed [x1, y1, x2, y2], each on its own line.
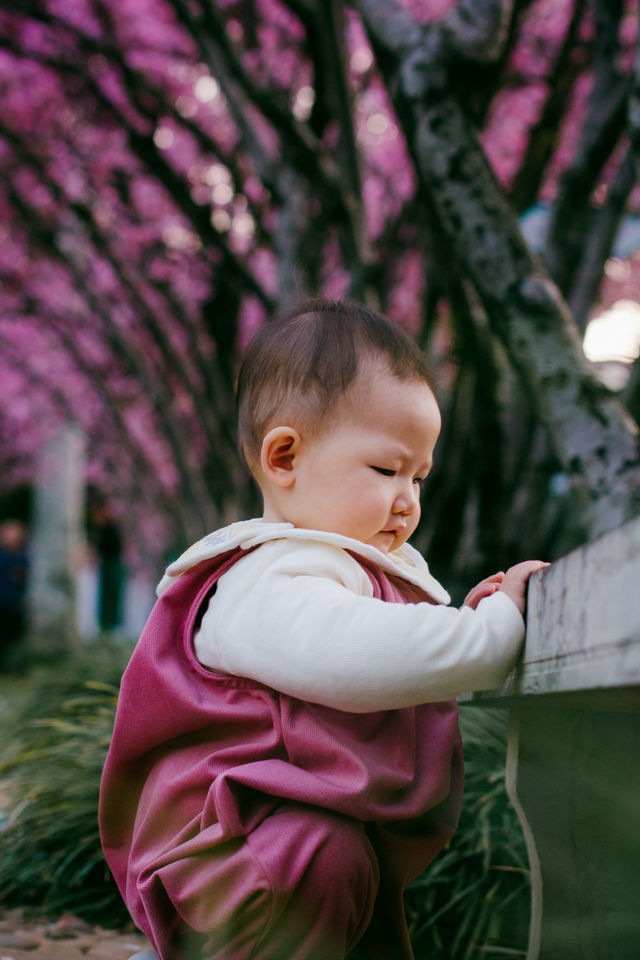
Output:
[157, 519, 450, 605]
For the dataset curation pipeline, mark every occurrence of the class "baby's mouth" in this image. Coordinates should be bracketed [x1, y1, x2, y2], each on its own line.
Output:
[379, 529, 401, 546]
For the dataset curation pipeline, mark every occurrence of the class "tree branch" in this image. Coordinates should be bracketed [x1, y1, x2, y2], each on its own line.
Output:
[622, 353, 640, 425]
[168, 0, 339, 191]
[568, 145, 636, 330]
[542, 0, 628, 295]
[628, 5, 640, 181]
[282, 0, 370, 294]
[508, 0, 588, 213]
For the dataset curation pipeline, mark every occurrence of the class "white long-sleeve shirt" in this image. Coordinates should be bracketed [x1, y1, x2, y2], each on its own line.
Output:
[158, 520, 524, 714]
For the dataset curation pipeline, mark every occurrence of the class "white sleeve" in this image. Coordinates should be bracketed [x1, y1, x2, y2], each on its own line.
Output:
[196, 540, 524, 712]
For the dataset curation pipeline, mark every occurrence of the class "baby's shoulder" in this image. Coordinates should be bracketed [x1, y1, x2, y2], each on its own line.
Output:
[220, 535, 375, 596]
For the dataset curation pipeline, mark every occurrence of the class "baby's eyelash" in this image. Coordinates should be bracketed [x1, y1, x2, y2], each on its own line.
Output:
[372, 466, 426, 486]
[371, 466, 395, 476]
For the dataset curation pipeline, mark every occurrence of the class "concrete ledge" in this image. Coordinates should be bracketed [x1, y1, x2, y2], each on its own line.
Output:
[463, 513, 640, 702]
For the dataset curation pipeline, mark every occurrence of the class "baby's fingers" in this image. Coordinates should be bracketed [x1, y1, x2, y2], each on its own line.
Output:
[463, 574, 504, 610]
[507, 560, 550, 580]
[482, 572, 505, 585]
[500, 560, 550, 614]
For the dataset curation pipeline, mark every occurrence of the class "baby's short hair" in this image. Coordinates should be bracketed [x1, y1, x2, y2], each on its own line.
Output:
[236, 298, 434, 467]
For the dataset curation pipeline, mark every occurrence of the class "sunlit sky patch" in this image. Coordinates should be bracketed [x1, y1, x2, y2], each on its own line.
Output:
[583, 299, 640, 363]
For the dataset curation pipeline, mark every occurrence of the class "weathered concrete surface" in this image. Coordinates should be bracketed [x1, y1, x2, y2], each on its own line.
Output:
[521, 512, 640, 695]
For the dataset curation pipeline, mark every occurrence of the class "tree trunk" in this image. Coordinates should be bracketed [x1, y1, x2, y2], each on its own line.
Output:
[357, 0, 640, 538]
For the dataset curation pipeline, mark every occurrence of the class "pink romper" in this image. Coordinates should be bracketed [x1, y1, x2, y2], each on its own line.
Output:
[99, 546, 463, 960]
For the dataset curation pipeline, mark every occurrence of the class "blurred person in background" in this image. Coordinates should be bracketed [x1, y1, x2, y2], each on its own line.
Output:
[0, 518, 29, 668]
[87, 492, 123, 633]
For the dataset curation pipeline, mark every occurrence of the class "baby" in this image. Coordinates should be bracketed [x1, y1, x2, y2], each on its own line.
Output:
[100, 299, 546, 960]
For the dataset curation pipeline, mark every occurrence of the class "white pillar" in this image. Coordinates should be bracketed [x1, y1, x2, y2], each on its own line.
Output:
[27, 425, 86, 652]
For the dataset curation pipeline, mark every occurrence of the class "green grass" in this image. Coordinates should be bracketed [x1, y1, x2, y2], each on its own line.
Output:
[0, 645, 133, 926]
[407, 707, 530, 959]
[0, 656, 530, 954]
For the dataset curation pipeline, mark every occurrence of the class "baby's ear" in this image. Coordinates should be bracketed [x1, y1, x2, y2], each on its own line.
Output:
[260, 426, 301, 486]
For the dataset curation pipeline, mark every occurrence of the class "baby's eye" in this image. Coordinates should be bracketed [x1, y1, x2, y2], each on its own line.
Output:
[371, 466, 396, 476]
[413, 476, 426, 487]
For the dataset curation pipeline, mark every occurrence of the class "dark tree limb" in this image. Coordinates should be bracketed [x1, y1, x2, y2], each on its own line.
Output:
[442, 0, 514, 63]
[628, 5, 640, 181]
[448, 280, 509, 564]
[542, 0, 628, 295]
[509, 0, 587, 213]
[622, 355, 640, 425]
[569, 146, 636, 330]
[282, 0, 370, 296]
[414, 359, 476, 580]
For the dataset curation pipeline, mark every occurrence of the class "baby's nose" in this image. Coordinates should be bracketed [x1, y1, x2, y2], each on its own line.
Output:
[393, 485, 418, 513]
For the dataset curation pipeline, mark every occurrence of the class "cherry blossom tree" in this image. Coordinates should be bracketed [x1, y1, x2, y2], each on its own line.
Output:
[0, 0, 639, 592]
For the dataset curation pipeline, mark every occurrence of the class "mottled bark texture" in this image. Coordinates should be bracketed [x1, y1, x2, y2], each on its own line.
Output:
[357, 0, 640, 538]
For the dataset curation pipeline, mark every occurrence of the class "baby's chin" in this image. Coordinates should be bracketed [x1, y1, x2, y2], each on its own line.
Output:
[367, 531, 399, 554]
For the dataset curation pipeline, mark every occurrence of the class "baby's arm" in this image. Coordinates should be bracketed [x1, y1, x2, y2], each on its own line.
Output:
[199, 541, 530, 712]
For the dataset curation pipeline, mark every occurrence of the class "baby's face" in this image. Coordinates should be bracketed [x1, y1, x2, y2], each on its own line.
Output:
[276, 366, 441, 554]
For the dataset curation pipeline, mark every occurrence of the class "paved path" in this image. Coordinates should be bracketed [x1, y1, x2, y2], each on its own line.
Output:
[0, 911, 151, 960]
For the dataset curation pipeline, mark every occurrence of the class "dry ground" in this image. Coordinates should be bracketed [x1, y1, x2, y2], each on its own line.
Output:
[0, 911, 151, 960]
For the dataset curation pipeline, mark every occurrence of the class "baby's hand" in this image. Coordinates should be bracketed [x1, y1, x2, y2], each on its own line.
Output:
[499, 560, 550, 616]
[463, 572, 505, 610]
